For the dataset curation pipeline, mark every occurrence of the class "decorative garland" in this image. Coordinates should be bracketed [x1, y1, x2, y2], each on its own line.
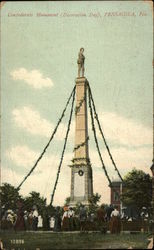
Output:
[75, 95, 85, 115]
[78, 170, 84, 176]
[73, 136, 89, 152]
[69, 163, 89, 168]
[71, 157, 90, 163]
[17, 86, 76, 190]
[88, 83, 123, 182]
[87, 85, 112, 186]
[50, 88, 76, 206]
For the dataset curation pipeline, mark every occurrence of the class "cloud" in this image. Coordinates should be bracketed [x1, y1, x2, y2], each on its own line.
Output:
[12, 106, 75, 140]
[12, 107, 53, 137]
[6, 145, 39, 169]
[10, 68, 53, 89]
[94, 111, 152, 147]
[12, 104, 152, 147]
[4, 145, 73, 205]
[5, 145, 72, 173]
[90, 146, 152, 177]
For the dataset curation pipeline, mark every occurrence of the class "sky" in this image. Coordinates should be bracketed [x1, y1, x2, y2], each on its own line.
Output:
[1, 1, 153, 205]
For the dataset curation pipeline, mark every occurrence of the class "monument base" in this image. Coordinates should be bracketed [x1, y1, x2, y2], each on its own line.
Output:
[69, 198, 91, 207]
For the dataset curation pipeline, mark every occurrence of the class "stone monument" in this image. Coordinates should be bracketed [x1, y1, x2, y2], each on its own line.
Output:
[69, 49, 93, 206]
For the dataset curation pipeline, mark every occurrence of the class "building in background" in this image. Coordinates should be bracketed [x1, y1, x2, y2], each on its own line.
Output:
[110, 178, 122, 212]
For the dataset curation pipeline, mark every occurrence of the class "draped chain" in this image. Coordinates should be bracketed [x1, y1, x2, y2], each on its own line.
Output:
[50, 87, 76, 205]
[88, 85, 112, 186]
[17, 86, 76, 190]
[88, 83, 123, 182]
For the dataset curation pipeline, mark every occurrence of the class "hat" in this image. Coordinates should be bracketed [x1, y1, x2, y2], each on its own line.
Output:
[7, 209, 13, 213]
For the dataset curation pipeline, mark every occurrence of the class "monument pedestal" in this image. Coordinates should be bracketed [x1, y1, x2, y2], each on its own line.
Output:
[69, 77, 93, 206]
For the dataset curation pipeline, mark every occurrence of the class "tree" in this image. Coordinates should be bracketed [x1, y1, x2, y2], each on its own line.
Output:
[88, 193, 101, 213]
[64, 197, 70, 206]
[121, 169, 152, 211]
[0, 183, 23, 211]
[23, 191, 47, 214]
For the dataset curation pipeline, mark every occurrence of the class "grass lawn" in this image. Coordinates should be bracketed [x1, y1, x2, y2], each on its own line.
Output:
[0, 231, 152, 249]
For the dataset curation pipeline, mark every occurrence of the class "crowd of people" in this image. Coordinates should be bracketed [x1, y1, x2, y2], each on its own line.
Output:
[1, 199, 152, 236]
[47, 204, 121, 233]
[2, 203, 150, 233]
[1, 205, 41, 231]
[1, 203, 122, 233]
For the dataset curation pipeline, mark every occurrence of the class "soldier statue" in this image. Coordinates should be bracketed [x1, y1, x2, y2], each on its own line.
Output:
[77, 48, 85, 77]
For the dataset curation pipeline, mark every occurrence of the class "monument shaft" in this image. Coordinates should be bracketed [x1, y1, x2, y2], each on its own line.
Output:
[75, 78, 89, 159]
[70, 77, 93, 206]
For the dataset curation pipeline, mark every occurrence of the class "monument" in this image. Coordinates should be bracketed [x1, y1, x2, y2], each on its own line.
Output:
[69, 48, 93, 206]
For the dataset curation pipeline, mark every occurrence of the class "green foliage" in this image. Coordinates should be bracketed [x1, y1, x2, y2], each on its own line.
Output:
[0, 183, 22, 211]
[64, 197, 70, 206]
[88, 193, 101, 213]
[73, 136, 89, 152]
[46, 204, 55, 217]
[0, 183, 52, 219]
[74, 202, 82, 215]
[23, 191, 46, 214]
[121, 169, 152, 210]
[75, 95, 85, 115]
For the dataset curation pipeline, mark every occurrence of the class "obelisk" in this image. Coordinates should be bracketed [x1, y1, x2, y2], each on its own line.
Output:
[69, 48, 93, 206]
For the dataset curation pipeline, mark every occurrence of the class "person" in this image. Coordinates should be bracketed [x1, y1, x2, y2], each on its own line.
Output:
[140, 207, 149, 232]
[28, 210, 33, 230]
[110, 206, 121, 234]
[24, 211, 29, 230]
[97, 204, 107, 233]
[77, 48, 85, 77]
[62, 206, 69, 231]
[38, 214, 43, 229]
[1, 214, 7, 230]
[97, 204, 106, 223]
[50, 216, 55, 230]
[42, 209, 49, 231]
[88, 212, 95, 223]
[14, 202, 26, 231]
[0, 239, 4, 250]
[7, 210, 14, 223]
[53, 206, 61, 232]
[106, 205, 114, 221]
[121, 207, 127, 220]
[79, 204, 87, 231]
[32, 206, 39, 231]
[6, 210, 14, 230]
[68, 207, 75, 231]
[73, 213, 80, 231]
[140, 207, 149, 221]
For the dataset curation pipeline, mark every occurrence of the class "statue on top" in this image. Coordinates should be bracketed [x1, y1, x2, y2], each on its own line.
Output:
[77, 48, 85, 78]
